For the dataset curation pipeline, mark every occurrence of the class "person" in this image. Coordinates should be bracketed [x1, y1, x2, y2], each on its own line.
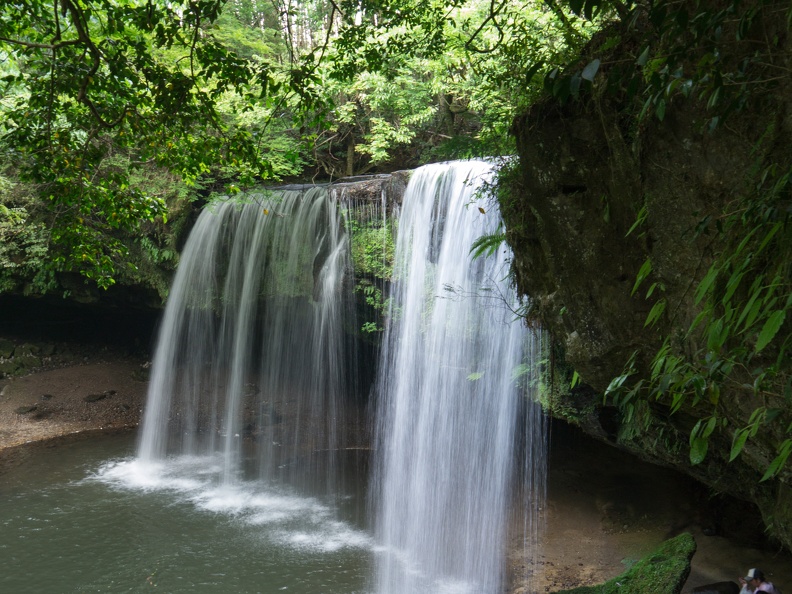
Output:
[739, 568, 781, 594]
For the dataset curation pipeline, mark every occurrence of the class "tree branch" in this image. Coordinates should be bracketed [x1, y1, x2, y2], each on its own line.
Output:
[59, 0, 128, 129]
[0, 36, 80, 49]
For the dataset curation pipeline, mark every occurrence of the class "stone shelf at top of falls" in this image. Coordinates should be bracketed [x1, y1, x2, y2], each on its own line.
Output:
[262, 170, 413, 208]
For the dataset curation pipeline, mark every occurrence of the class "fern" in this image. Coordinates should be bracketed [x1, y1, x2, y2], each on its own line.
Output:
[470, 227, 506, 260]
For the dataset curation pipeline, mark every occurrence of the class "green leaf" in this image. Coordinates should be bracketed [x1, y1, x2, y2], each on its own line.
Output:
[722, 271, 745, 305]
[605, 373, 629, 398]
[706, 318, 727, 352]
[467, 371, 484, 381]
[736, 279, 763, 330]
[708, 382, 720, 405]
[695, 264, 718, 304]
[742, 293, 766, 333]
[755, 222, 782, 255]
[702, 416, 717, 438]
[581, 59, 601, 82]
[730, 428, 750, 461]
[626, 204, 648, 237]
[569, 73, 582, 98]
[644, 298, 667, 327]
[755, 310, 786, 353]
[689, 417, 716, 464]
[470, 230, 506, 260]
[632, 257, 653, 296]
[690, 436, 708, 465]
[636, 46, 651, 67]
[707, 86, 721, 110]
[655, 98, 666, 121]
[760, 439, 792, 482]
[525, 61, 544, 84]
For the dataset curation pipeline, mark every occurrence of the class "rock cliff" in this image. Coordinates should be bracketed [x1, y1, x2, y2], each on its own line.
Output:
[500, 0, 792, 551]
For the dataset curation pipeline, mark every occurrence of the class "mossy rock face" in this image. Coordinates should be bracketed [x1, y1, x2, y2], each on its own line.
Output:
[0, 360, 20, 377]
[0, 338, 15, 358]
[17, 343, 40, 356]
[14, 355, 42, 371]
[554, 533, 696, 594]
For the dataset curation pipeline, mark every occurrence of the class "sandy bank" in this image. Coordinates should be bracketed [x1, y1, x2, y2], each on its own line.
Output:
[0, 360, 148, 464]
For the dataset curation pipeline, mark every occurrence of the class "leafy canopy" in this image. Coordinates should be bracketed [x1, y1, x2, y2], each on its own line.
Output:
[1, 0, 589, 287]
[0, 0, 292, 287]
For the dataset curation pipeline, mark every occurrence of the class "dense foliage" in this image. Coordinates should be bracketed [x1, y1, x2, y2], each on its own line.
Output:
[1, 0, 586, 290]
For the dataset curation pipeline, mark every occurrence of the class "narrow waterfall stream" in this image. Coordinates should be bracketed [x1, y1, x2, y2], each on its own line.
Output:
[371, 161, 545, 594]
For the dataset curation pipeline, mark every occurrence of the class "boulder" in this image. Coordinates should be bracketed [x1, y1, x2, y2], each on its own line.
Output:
[14, 355, 42, 372]
[0, 338, 15, 358]
[552, 533, 696, 594]
[0, 361, 19, 378]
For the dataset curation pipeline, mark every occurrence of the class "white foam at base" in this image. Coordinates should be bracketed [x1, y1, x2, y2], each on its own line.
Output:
[274, 520, 373, 553]
[87, 456, 370, 553]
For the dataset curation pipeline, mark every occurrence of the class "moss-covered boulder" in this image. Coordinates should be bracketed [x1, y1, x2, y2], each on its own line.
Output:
[0, 360, 20, 378]
[554, 533, 696, 594]
[0, 338, 15, 358]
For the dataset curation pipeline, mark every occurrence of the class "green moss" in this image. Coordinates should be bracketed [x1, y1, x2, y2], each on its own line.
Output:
[536, 339, 598, 425]
[346, 207, 396, 335]
[349, 218, 395, 279]
[556, 533, 696, 594]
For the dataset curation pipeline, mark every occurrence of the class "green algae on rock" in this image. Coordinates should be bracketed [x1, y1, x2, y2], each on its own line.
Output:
[555, 533, 696, 594]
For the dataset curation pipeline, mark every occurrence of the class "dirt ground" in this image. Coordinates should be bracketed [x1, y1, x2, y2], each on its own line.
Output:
[1, 354, 790, 594]
[509, 424, 792, 593]
[0, 354, 149, 468]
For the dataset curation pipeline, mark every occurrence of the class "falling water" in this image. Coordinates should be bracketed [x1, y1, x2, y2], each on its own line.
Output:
[137, 187, 357, 489]
[371, 161, 546, 594]
[131, 166, 544, 591]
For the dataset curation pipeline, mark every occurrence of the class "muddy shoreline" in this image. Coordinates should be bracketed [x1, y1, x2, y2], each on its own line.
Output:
[0, 359, 148, 461]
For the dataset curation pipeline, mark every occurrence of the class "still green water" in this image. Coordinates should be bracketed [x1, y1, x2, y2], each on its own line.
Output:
[0, 433, 372, 593]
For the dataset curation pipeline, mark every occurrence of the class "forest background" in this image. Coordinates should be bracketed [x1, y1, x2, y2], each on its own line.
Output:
[0, 0, 588, 292]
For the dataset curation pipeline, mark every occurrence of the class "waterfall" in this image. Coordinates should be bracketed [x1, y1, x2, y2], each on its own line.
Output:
[133, 164, 545, 591]
[137, 187, 356, 488]
[371, 161, 546, 593]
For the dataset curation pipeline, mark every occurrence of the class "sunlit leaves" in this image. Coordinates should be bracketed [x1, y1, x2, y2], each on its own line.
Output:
[0, 0, 285, 285]
[756, 310, 786, 354]
[761, 438, 792, 481]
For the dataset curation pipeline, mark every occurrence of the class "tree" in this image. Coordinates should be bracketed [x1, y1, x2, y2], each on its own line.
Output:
[0, 0, 280, 287]
[1, 0, 588, 287]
